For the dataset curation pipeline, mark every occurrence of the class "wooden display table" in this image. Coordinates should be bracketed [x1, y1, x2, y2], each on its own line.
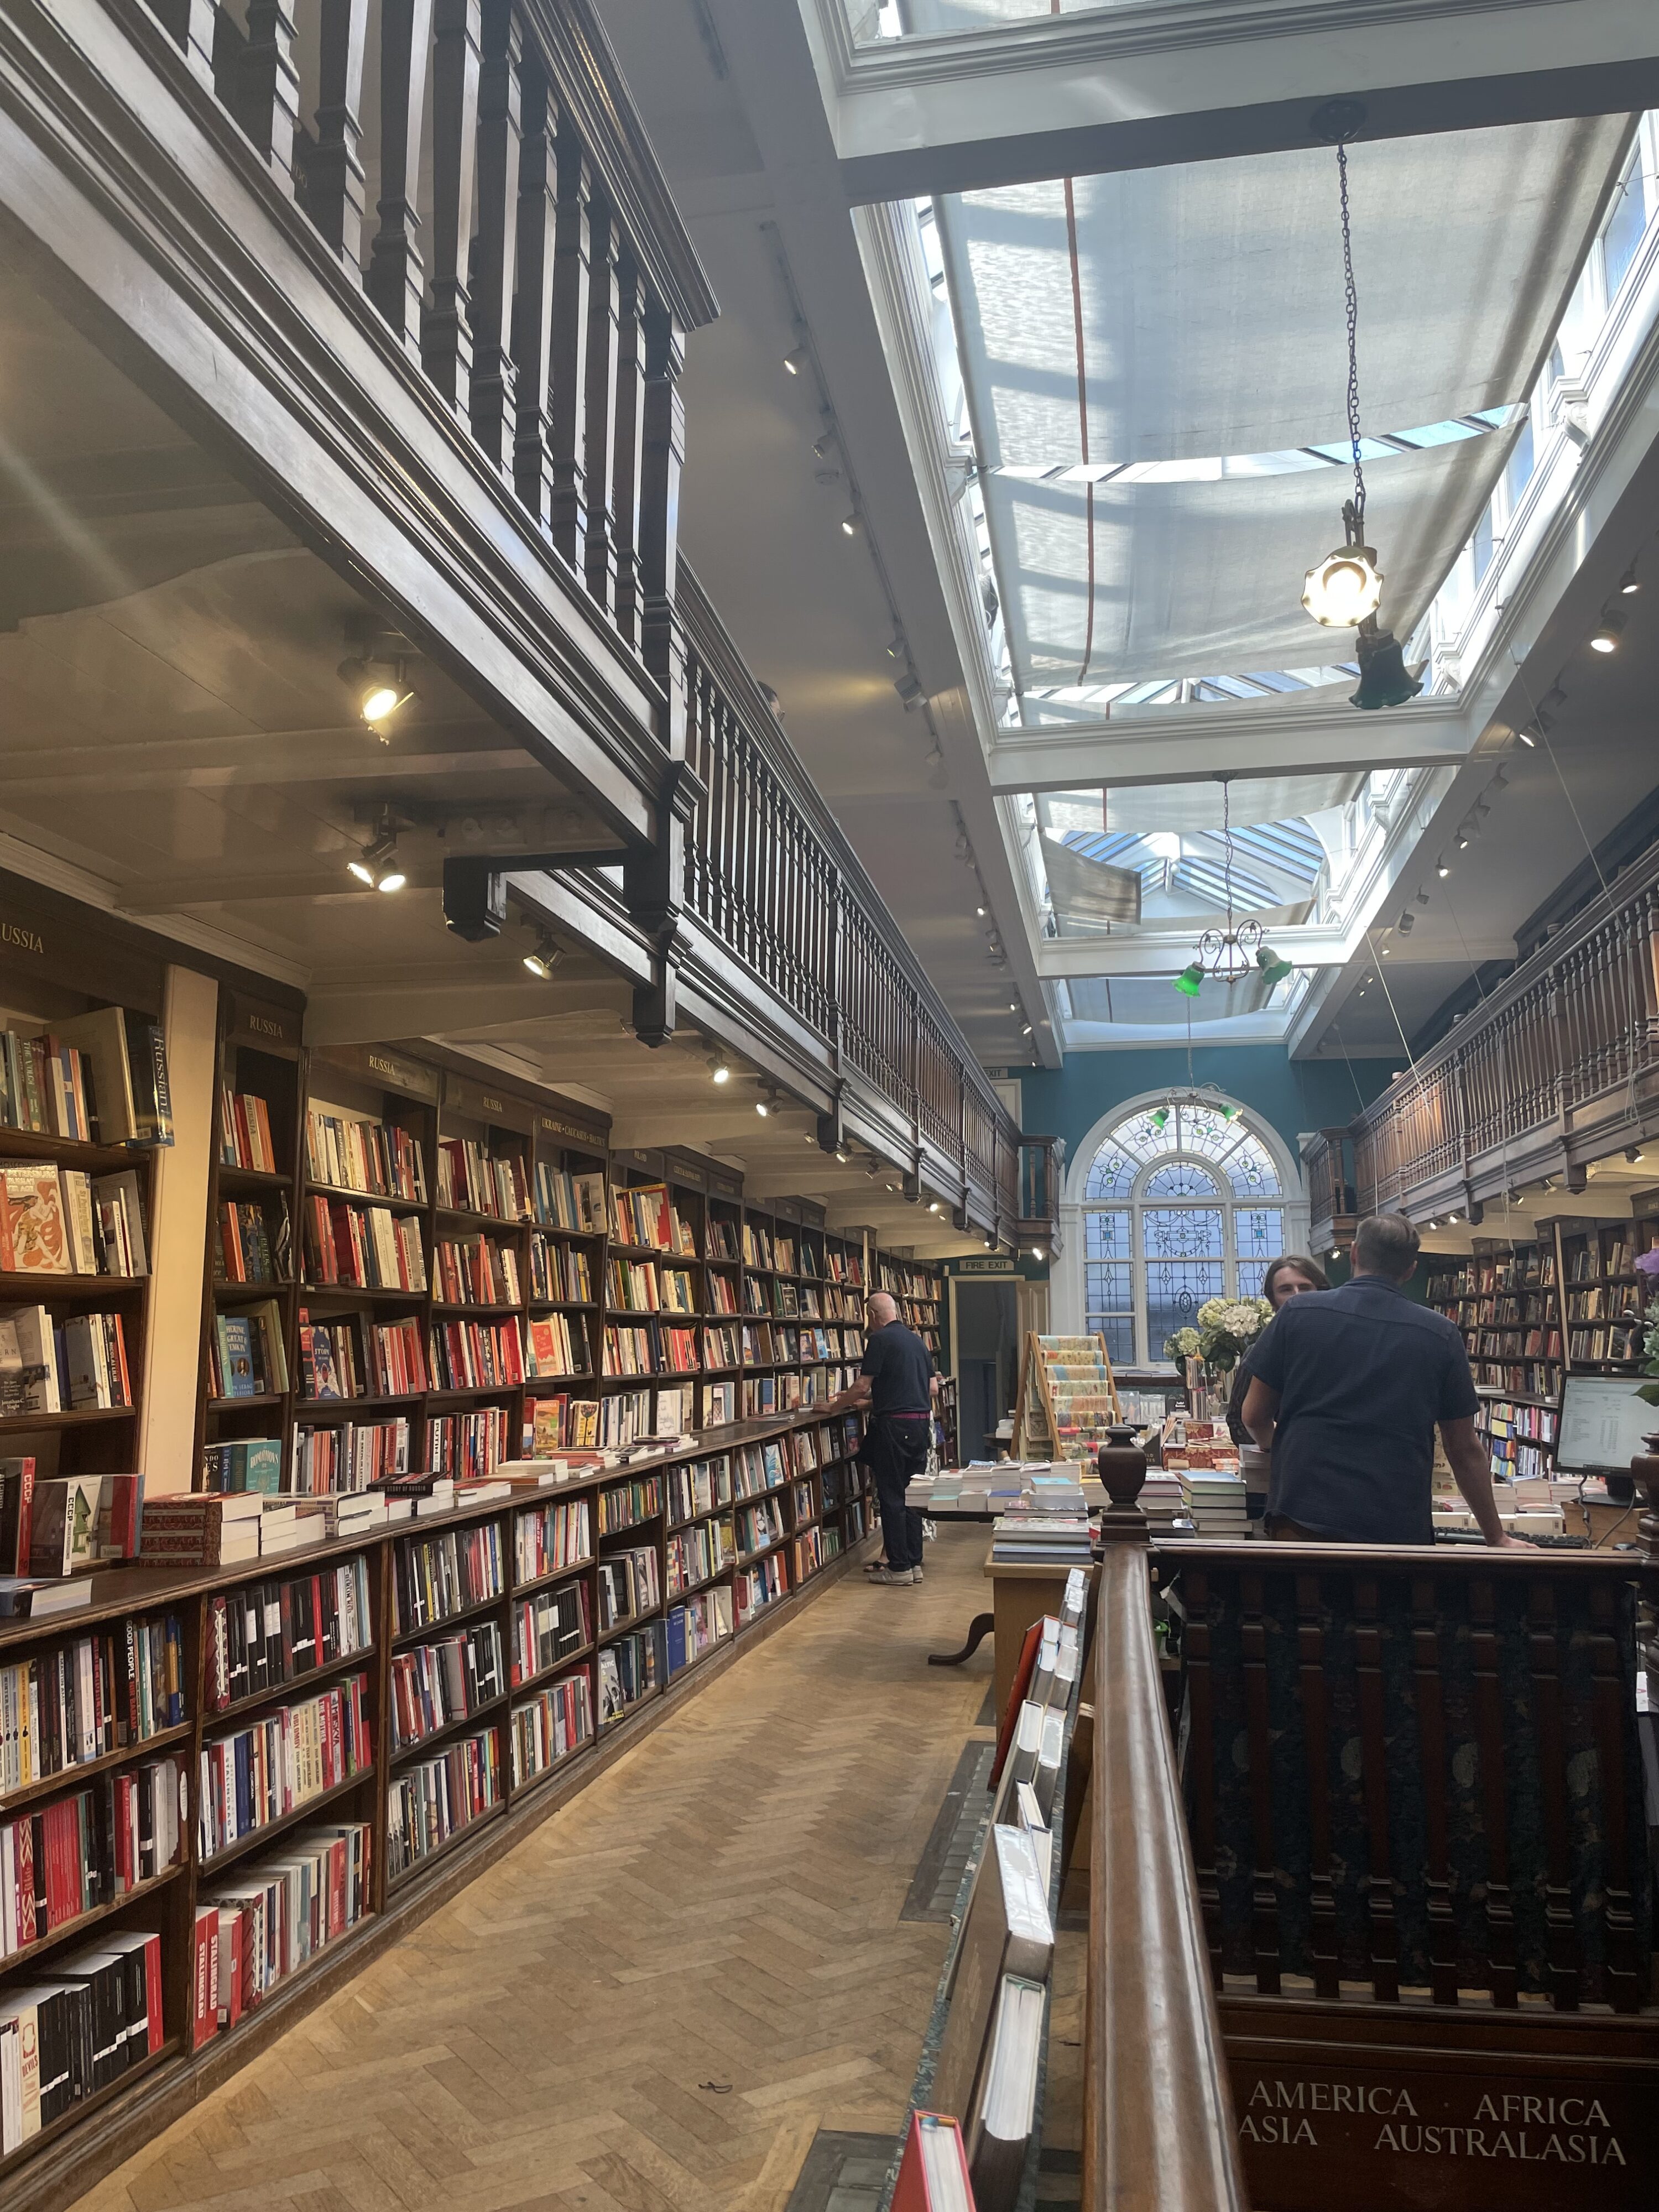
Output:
[983, 1548, 1094, 1718]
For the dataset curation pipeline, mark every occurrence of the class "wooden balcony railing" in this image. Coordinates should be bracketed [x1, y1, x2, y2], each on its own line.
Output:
[679, 571, 1021, 1230]
[139, 0, 713, 691]
[1320, 836, 1659, 1230]
[1086, 1541, 1249, 2212]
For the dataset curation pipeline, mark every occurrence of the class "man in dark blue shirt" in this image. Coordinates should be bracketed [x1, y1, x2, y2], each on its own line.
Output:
[832, 1291, 936, 1585]
[1240, 1213, 1527, 1547]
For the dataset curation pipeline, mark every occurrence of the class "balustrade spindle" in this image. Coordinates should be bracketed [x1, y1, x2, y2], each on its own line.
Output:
[1294, 1574, 1340, 2000]
[548, 114, 593, 573]
[512, 51, 557, 522]
[639, 299, 686, 744]
[584, 191, 623, 615]
[1587, 1580, 1640, 2011]
[1352, 1575, 1399, 2002]
[310, 0, 371, 264]
[1407, 1577, 1459, 2006]
[612, 252, 648, 645]
[469, 0, 521, 468]
[367, 0, 433, 352]
[1238, 1571, 1282, 1995]
[153, 0, 218, 84]
[1526, 1584, 1582, 2010]
[425, 0, 482, 411]
[1469, 1577, 1519, 2006]
[238, 0, 301, 182]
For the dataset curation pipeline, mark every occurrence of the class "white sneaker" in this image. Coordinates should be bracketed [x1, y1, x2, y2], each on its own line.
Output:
[865, 1566, 916, 1587]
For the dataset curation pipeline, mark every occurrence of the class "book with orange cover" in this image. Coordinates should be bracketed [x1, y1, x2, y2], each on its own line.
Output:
[988, 1616, 1046, 1789]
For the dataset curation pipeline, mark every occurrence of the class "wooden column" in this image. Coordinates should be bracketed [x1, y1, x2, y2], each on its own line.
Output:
[583, 190, 623, 615]
[548, 112, 593, 573]
[310, 0, 371, 266]
[512, 53, 558, 525]
[366, 0, 434, 354]
[424, 0, 483, 412]
[469, 0, 522, 470]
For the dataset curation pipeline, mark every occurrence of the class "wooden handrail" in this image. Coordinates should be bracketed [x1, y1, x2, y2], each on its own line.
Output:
[1086, 1546, 1249, 2212]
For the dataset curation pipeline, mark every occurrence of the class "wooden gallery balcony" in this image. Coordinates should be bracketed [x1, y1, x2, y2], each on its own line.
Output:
[1307, 834, 1659, 1246]
[0, 0, 1020, 1232]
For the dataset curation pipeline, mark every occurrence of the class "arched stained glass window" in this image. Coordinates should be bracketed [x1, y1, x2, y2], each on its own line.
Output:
[1079, 1102, 1287, 1363]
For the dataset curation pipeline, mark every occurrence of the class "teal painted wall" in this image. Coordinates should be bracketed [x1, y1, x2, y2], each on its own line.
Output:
[1007, 1045, 1397, 1180]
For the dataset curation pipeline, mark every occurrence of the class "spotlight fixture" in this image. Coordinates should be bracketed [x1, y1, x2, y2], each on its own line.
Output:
[1618, 562, 1640, 595]
[755, 1096, 771, 1119]
[1330, 1247, 1342, 1260]
[1031, 1247, 1046, 1261]
[839, 511, 859, 538]
[1426, 1219, 1438, 1231]
[885, 628, 905, 659]
[1625, 1145, 1645, 1162]
[1446, 1212, 1459, 1223]
[522, 931, 561, 979]
[1456, 827, 1472, 850]
[783, 346, 806, 376]
[812, 431, 836, 460]
[346, 810, 406, 893]
[1437, 858, 1451, 878]
[975, 904, 987, 917]
[708, 1055, 731, 1086]
[894, 669, 925, 707]
[338, 653, 415, 736]
[1590, 606, 1625, 653]
[1517, 724, 1537, 748]
[983, 1237, 994, 1251]
[1021, 1023, 1034, 1037]
[927, 1199, 942, 1215]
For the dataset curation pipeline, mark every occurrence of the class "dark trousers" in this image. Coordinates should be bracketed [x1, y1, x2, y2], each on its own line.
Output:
[866, 1413, 930, 1571]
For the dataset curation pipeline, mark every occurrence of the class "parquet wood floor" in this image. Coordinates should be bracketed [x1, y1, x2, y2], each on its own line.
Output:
[70, 1527, 997, 2212]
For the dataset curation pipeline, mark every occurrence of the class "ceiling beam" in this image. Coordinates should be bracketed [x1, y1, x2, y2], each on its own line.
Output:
[829, 1, 1659, 203]
[1036, 929, 1517, 979]
[987, 699, 1472, 796]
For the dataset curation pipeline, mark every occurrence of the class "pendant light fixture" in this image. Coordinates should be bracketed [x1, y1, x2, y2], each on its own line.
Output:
[1302, 101, 1422, 712]
[1170, 779, 1295, 999]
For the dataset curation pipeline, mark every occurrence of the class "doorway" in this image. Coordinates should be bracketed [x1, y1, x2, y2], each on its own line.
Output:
[952, 1275, 1021, 1462]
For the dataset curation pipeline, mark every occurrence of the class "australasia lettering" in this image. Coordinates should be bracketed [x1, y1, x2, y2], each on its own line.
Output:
[1238, 2077, 1626, 2167]
[1374, 2123, 1625, 2164]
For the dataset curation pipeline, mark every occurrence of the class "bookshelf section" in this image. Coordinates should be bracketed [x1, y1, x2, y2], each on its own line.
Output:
[0, 1400, 874, 2185]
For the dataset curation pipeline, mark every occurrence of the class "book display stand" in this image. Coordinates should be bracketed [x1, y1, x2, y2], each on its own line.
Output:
[1011, 1334, 1121, 1462]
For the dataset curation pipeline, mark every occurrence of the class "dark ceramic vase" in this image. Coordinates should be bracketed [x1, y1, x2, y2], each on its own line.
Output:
[1097, 1421, 1146, 1511]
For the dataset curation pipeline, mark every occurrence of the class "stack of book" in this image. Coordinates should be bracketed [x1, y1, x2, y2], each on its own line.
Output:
[139, 1491, 265, 1567]
[1176, 1470, 1249, 1538]
[990, 1473, 1093, 1567]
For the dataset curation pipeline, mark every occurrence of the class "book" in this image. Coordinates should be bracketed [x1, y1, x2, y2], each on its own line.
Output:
[931, 1825, 1052, 2127]
[892, 2111, 975, 2212]
[0, 1574, 93, 1617]
[1, 1306, 60, 1414]
[1, 1165, 69, 1275]
[26, 1474, 105, 1576]
[966, 1975, 1046, 2212]
[52, 1006, 139, 1145]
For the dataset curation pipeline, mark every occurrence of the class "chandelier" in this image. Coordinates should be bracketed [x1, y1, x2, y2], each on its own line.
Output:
[1300, 100, 1422, 713]
[1173, 777, 1294, 998]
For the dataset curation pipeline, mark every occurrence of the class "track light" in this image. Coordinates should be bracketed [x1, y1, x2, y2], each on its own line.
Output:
[1456, 828, 1472, 850]
[839, 512, 859, 538]
[1626, 1146, 1644, 1164]
[338, 654, 415, 735]
[1330, 1248, 1341, 1260]
[522, 931, 561, 979]
[347, 811, 406, 893]
[895, 670, 925, 707]
[1021, 1023, 1033, 1037]
[1437, 858, 1451, 877]
[1426, 1220, 1438, 1231]
[812, 431, 836, 459]
[784, 346, 806, 376]
[975, 904, 987, 916]
[1517, 724, 1537, 747]
[708, 1055, 731, 1086]
[983, 1237, 994, 1251]
[755, 1097, 771, 1119]
[1380, 946, 1391, 957]
[928, 1200, 942, 1215]
[885, 629, 905, 659]
[1415, 888, 1431, 906]
[1618, 563, 1640, 595]
[1590, 606, 1625, 653]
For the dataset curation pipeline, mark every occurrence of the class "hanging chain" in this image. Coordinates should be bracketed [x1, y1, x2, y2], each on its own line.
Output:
[1337, 139, 1366, 533]
[1221, 775, 1235, 934]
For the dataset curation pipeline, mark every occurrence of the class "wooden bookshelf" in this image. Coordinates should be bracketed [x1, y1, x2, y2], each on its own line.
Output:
[0, 1403, 874, 2207]
[0, 911, 172, 1496]
[874, 1252, 944, 1360]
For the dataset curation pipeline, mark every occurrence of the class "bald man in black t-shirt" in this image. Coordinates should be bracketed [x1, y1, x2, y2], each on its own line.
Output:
[831, 1291, 936, 1586]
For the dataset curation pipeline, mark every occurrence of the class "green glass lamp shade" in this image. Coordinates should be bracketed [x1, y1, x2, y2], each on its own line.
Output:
[1256, 946, 1294, 988]
[1150, 1105, 1171, 1130]
[1173, 963, 1205, 998]
[1349, 620, 1423, 711]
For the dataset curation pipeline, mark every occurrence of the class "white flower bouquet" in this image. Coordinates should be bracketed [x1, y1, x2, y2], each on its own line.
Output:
[1164, 1294, 1275, 1374]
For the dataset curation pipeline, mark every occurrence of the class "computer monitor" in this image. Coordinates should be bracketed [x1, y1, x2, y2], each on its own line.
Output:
[1554, 1374, 1656, 1478]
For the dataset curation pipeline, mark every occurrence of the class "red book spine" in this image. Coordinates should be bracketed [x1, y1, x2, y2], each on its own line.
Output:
[144, 1929, 164, 2051]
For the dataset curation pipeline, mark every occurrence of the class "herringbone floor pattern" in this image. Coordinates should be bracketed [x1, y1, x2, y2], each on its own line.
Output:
[71, 1527, 997, 2212]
